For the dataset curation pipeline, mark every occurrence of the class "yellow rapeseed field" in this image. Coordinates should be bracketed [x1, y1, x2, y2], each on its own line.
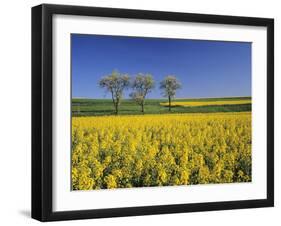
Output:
[160, 100, 251, 107]
[72, 112, 251, 190]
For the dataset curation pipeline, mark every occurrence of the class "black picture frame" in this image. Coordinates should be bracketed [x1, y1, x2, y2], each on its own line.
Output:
[32, 3, 274, 222]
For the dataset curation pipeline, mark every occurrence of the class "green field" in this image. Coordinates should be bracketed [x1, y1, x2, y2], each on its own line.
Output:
[72, 96, 251, 116]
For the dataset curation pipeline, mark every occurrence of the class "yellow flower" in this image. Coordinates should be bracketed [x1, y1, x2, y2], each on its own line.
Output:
[72, 112, 252, 190]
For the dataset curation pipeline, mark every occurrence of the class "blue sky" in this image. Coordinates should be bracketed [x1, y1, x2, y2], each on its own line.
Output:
[71, 34, 251, 99]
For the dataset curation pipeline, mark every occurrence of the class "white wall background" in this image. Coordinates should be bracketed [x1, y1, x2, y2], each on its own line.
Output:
[0, 0, 279, 225]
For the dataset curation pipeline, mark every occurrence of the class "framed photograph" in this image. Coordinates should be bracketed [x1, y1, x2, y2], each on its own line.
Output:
[32, 4, 274, 221]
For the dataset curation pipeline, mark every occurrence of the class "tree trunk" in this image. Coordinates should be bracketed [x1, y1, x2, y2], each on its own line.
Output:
[141, 102, 144, 114]
[115, 99, 120, 115]
[115, 103, 119, 115]
[115, 104, 118, 115]
[168, 96, 171, 111]
[111, 91, 117, 115]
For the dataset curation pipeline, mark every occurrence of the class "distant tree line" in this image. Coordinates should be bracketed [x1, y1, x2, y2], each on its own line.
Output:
[99, 70, 181, 115]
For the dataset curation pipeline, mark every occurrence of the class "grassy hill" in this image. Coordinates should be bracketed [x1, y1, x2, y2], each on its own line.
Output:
[72, 97, 251, 116]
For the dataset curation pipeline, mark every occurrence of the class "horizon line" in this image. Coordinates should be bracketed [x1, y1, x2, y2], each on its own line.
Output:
[72, 95, 252, 100]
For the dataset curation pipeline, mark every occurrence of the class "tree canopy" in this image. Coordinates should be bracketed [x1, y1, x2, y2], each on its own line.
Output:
[99, 70, 130, 115]
[130, 73, 155, 113]
[160, 75, 181, 111]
